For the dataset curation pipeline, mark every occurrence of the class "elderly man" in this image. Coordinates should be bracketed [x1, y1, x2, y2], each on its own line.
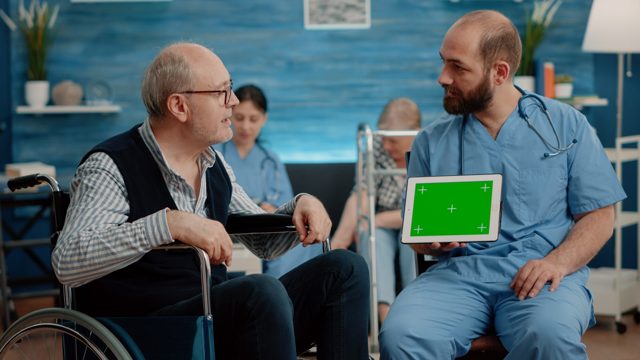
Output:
[379, 10, 624, 360]
[53, 42, 370, 360]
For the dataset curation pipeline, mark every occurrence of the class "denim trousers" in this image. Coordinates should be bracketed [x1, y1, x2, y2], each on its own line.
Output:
[358, 227, 416, 304]
[155, 249, 370, 360]
[262, 242, 324, 278]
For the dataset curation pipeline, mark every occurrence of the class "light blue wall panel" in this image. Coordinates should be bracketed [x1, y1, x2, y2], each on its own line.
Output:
[8, 0, 594, 182]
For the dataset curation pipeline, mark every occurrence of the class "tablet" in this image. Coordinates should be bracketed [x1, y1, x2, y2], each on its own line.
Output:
[401, 174, 502, 244]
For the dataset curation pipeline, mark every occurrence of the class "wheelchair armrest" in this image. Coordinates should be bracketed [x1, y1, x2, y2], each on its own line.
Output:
[225, 213, 331, 257]
[225, 213, 296, 234]
[152, 243, 212, 318]
[63, 244, 213, 318]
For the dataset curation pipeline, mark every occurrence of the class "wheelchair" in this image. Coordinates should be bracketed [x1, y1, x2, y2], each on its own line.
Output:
[0, 173, 329, 359]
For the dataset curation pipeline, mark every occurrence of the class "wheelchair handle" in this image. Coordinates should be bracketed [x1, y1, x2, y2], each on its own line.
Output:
[8, 173, 61, 192]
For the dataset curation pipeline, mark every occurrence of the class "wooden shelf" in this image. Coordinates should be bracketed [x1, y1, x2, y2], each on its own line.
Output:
[16, 105, 121, 115]
[559, 96, 608, 110]
[605, 148, 640, 163]
[616, 211, 640, 228]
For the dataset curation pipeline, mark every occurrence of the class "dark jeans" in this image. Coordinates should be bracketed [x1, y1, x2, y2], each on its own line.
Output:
[154, 249, 370, 360]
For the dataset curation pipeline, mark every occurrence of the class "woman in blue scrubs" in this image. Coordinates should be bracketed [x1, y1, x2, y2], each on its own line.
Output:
[219, 84, 322, 277]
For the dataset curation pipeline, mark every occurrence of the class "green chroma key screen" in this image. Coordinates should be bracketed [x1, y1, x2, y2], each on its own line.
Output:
[410, 180, 494, 236]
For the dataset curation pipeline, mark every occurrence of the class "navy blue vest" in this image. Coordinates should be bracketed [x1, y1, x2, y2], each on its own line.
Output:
[75, 125, 232, 316]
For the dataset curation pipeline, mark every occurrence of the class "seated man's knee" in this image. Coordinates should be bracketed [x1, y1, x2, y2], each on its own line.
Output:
[325, 249, 369, 283]
[234, 274, 292, 315]
[320, 249, 370, 299]
[511, 315, 584, 355]
[381, 316, 455, 359]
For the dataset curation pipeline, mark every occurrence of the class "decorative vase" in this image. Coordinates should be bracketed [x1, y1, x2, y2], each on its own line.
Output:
[514, 75, 535, 93]
[52, 80, 83, 106]
[554, 83, 573, 99]
[25, 80, 50, 108]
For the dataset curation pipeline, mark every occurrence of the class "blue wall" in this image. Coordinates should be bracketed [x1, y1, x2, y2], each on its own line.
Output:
[6, 0, 594, 178]
[2, 0, 639, 268]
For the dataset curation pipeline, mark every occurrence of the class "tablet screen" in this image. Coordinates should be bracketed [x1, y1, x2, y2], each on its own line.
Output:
[401, 174, 502, 243]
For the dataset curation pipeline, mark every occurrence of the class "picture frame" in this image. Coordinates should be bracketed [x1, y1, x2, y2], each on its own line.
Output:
[304, 0, 371, 30]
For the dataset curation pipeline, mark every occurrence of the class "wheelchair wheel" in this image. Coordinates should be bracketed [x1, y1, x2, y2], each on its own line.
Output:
[0, 307, 132, 360]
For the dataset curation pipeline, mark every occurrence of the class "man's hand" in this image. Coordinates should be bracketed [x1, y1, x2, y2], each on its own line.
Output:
[292, 195, 332, 246]
[411, 242, 465, 256]
[166, 210, 233, 267]
[510, 258, 567, 300]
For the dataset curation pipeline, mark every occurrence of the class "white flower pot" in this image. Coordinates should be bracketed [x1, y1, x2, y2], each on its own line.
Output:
[555, 83, 573, 99]
[25, 80, 50, 108]
[514, 75, 535, 93]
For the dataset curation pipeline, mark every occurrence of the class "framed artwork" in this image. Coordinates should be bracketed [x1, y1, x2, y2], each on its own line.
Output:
[304, 0, 371, 30]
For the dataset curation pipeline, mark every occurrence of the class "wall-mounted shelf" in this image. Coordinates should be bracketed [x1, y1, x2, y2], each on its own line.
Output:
[605, 147, 640, 163]
[16, 105, 121, 115]
[559, 96, 608, 110]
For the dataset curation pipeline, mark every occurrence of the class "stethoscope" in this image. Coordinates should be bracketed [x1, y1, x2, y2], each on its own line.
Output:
[221, 141, 281, 204]
[459, 85, 577, 174]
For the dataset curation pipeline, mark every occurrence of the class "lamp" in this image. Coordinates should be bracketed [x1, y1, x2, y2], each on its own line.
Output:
[582, 0, 640, 139]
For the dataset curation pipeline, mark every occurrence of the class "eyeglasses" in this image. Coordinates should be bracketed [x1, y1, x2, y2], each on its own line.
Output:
[180, 81, 233, 105]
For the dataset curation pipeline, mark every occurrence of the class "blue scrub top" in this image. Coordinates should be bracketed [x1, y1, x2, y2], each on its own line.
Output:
[217, 141, 293, 207]
[408, 96, 626, 283]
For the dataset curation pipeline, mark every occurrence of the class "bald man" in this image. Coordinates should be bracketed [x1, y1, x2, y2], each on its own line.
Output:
[53, 42, 370, 359]
[332, 98, 420, 324]
[379, 10, 624, 359]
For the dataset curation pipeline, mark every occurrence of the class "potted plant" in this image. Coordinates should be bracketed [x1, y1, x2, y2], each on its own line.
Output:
[554, 74, 573, 99]
[0, 0, 60, 108]
[514, 0, 562, 92]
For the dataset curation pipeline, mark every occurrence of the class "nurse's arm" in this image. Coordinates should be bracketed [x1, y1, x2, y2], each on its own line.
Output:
[510, 205, 615, 300]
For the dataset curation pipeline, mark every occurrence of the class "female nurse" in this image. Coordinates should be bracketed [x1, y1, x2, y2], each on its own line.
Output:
[218, 84, 322, 277]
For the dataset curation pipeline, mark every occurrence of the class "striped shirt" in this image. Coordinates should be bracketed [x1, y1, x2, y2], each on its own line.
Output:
[356, 136, 405, 212]
[52, 120, 297, 288]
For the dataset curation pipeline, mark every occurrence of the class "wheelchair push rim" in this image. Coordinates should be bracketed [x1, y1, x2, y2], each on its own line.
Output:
[0, 308, 132, 360]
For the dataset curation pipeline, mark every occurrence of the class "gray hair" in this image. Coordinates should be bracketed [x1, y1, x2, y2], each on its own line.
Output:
[377, 98, 422, 130]
[141, 45, 195, 118]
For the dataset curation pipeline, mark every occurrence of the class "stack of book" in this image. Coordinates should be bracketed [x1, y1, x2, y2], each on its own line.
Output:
[535, 61, 556, 98]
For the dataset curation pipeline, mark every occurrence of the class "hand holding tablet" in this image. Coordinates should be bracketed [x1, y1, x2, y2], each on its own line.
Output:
[401, 174, 503, 244]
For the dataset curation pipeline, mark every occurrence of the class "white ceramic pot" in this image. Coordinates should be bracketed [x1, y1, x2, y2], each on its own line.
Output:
[555, 83, 573, 99]
[25, 80, 50, 108]
[514, 75, 535, 93]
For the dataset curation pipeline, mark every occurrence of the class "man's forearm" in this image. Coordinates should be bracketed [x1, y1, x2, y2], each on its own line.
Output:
[332, 193, 358, 242]
[52, 153, 173, 287]
[545, 205, 615, 275]
[375, 210, 402, 229]
[53, 217, 164, 287]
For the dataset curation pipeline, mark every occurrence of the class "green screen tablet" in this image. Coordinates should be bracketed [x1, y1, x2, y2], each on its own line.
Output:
[401, 174, 502, 244]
